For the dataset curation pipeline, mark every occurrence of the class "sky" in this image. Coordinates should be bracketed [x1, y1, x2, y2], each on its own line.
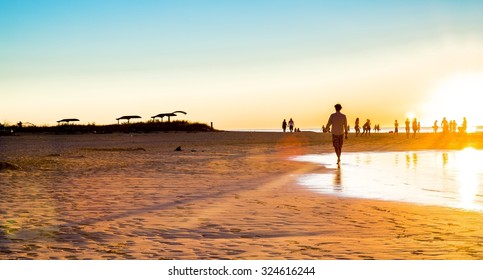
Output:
[2, 0, 483, 130]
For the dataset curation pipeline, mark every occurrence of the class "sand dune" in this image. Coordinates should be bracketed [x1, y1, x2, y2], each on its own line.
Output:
[1, 132, 482, 259]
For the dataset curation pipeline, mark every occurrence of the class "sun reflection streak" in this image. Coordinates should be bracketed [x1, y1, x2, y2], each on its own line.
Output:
[456, 148, 482, 210]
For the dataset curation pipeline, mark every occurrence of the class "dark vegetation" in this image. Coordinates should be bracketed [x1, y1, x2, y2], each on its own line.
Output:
[1, 120, 215, 135]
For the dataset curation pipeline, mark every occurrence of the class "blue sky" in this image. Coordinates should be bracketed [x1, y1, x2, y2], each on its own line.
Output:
[2, 1, 483, 128]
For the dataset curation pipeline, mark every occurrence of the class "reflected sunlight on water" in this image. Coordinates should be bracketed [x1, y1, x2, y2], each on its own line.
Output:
[293, 148, 483, 211]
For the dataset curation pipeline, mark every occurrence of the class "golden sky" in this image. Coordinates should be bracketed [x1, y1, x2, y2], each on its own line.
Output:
[2, 1, 483, 129]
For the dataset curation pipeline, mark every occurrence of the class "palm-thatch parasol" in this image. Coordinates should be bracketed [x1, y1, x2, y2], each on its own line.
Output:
[57, 118, 80, 125]
[151, 111, 187, 122]
[116, 115, 141, 124]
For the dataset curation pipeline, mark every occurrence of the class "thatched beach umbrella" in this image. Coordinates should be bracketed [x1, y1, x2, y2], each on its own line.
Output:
[116, 115, 141, 124]
[151, 111, 187, 122]
[57, 118, 80, 125]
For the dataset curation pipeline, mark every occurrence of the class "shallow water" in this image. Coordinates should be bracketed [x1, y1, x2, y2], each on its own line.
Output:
[293, 148, 483, 211]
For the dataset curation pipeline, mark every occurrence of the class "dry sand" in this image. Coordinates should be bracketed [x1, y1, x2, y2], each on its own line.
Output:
[0, 131, 482, 259]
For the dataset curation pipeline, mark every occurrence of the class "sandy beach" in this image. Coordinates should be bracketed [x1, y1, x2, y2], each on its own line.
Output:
[1, 131, 482, 260]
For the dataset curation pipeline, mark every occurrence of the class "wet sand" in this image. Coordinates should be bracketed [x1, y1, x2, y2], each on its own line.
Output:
[1, 132, 482, 259]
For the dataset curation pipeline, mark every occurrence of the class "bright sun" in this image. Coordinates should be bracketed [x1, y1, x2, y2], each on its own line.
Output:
[405, 111, 416, 120]
[423, 73, 483, 130]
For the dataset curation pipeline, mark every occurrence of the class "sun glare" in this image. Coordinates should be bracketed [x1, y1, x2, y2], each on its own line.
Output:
[405, 111, 416, 120]
[456, 148, 482, 210]
[424, 73, 483, 128]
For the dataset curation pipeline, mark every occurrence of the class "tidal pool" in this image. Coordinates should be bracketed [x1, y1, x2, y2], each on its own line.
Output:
[293, 148, 483, 211]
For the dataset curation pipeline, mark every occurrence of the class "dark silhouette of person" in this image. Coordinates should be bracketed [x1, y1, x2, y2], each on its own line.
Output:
[355, 118, 360, 136]
[462, 117, 467, 133]
[441, 117, 449, 134]
[325, 104, 348, 164]
[363, 119, 371, 136]
[282, 119, 287, 132]
[288, 118, 294, 132]
[394, 120, 399, 135]
[405, 118, 410, 138]
[451, 120, 457, 133]
[433, 120, 438, 133]
[412, 118, 418, 138]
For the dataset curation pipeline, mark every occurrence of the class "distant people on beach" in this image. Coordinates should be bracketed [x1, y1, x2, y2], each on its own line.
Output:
[355, 118, 360, 136]
[417, 122, 421, 133]
[431, 117, 468, 134]
[412, 118, 418, 138]
[405, 118, 410, 138]
[461, 117, 467, 133]
[375, 124, 380, 133]
[325, 103, 348, 164]
[433, 120, 438, 133]
[288, 118, 294, 132]
[394, 120, 399, 135]
[282, 119, 287, 132]
[362, 119, 371, 136]
[441, 117, 449, 134]
[451, 120, 457, 133]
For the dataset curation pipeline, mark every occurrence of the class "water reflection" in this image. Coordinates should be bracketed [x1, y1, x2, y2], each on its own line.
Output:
[405, 153, 418, 169]
[333, 166, 342, 192]
[442, 152, 448, 166]
[293, 148, 483, 211]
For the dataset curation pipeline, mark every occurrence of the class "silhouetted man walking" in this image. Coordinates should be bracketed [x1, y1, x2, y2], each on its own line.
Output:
[325, 104, 348, 164]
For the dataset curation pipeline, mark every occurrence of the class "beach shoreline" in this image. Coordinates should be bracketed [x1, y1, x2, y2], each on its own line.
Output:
[1, 132, 482, 259]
